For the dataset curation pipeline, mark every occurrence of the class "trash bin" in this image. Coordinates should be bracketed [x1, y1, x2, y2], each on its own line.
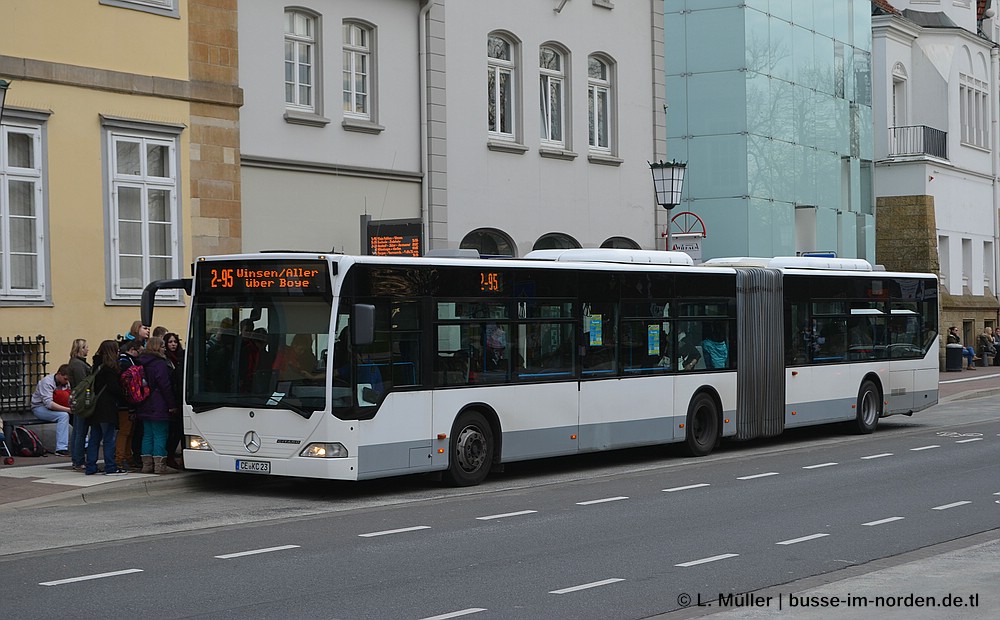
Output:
[945, 343, 964, 372]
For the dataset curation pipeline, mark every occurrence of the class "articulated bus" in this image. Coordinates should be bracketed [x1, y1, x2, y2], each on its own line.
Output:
[141, 249, 938, 486]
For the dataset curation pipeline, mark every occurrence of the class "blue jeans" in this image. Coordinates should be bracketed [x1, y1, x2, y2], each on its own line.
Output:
[962, 346, 976, 367]
[31, 405, 70, 451]
[86, 423, 119, 474]
[71, 414, 88, 466]
[141, 420, 170, 457]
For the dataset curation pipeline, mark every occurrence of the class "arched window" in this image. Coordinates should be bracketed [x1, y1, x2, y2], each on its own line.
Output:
[285, 9, 319, 112]
[461, 228, 518, 257]
[587, 55, 613, 151]
[343, 21, 375, 120]
[539, 44, 566, 146]
[533, 232, 581, 251]
[488, 34, 516, 138]
[600, 236, 640, 249]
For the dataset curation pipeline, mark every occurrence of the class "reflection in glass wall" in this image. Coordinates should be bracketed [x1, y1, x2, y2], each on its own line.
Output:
[665, 2, 874, 261]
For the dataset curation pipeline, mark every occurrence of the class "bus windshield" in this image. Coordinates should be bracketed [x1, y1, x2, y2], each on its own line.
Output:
[187, 295, 332, 416]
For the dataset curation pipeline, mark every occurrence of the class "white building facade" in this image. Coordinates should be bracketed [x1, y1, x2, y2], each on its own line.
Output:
[872, 0, 1000, 337]
[237, 0, 667, 256]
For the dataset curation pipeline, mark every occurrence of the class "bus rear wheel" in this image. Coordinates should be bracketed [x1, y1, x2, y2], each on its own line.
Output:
[443, 411, 494, 487]
[853, 380, 881, 434]
[684, 393, 719, 457]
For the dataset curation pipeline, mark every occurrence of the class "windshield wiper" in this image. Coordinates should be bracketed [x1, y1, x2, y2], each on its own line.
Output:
[190, 395, 316, 419]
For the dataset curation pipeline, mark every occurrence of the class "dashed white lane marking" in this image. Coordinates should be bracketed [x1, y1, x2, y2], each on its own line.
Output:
[932, 501, 972, 511]
[577, 496, 629, 505]
[737, 472, 780, 480]
[861, 453, 893, 459]
[215, 545, 300, 559]
[663, 483, 710, 492]
[420, 608, 487, 620]
[956, 438, 984, 444]
[803, 462, 838, 469]
[40, 569, 143, 586]
[910, 445, 940, 451]
[863, 517, 905, 526]
[358, 526, 431, 538]
[776, 533, 829, 545]
[476, 510, 538, 520]
[675, 553, 739, 567]
[549, 578, 625, 594]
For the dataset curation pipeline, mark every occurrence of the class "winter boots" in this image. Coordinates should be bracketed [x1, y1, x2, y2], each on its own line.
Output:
[153, 456, 179, 474]
[141, 455, 154, 473]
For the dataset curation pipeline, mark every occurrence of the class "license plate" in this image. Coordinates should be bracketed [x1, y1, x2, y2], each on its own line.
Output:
[236, 460, 270, 474]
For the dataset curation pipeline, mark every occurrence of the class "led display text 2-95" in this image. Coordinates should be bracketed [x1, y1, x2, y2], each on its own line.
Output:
[200, 262, 328, 294]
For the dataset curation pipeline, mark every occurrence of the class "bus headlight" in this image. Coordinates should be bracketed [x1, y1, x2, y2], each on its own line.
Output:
[300, 443, 348, 458]
[186, 435, 212, 451]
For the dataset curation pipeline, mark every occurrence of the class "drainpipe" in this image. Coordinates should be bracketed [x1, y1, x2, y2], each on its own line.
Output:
[992, 44, 999, 326]
[418, 1, 433, 252]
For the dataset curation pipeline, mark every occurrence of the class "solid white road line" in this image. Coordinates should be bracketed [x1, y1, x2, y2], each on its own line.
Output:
[861, 453, 893, 459]
[803, 462, 838, 469]
[214, 545, 300, 559]
[576, 496, 629, 505]
[358, 526, 432, 538]
[549, 578, 625, 595]
[737, 472, 780, 480]
[932, 501, 972, 510]
[776, 533, 829, 545]
[956, 438, 984, 443]
[675, 553, 739, 567]
[476, 510, 538, 520]
[863, 517, 905, 526]
[910, 445, 940, 451]
[420, 608, 487, 620]
[40, 569, 143, 586]
[663, 483, 710, 492]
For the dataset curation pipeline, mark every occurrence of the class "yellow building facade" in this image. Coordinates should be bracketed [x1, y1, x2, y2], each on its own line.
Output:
[0, 0, 240, 365]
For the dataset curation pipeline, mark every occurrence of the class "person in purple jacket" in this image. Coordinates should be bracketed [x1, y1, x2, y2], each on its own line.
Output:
[136, 336, 179, 474]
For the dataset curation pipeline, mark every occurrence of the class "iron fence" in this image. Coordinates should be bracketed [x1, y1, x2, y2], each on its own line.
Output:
[0, 335, 48, 413]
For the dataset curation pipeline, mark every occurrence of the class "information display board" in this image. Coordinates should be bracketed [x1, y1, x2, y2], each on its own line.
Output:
[367, 219, 422, 257]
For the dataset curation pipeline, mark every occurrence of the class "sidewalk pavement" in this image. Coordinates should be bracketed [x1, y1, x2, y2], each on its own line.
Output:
[3, 370, 999, 618]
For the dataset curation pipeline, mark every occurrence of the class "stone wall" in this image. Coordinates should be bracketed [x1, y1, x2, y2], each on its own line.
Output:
[188, 0, 243, 258]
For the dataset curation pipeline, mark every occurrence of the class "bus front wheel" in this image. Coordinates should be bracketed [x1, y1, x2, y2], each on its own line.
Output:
[853, 380, 881, 434]
[444, 411, 494, 487]
[684, 393, 719, 457]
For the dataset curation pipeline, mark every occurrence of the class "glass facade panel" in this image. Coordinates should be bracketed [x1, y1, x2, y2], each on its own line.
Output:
[687, 134, 747, 199]
[688, 72, 746, 136]
[686, 7, 745, 74]
[769, 17, 795, 83]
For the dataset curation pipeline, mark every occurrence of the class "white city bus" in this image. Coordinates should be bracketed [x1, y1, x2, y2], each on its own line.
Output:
[141, 249, 938, 486]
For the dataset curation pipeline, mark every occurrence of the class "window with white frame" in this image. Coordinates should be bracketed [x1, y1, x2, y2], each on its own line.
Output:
[539, 45, 565, 146]
[285, 10, 317, 112]
[0, 122, 45, 301]
[107, 131, 180, 300]
[99, 0, 179, 19]
[488, 34, 516, 139]
[588, 56, 613, 151]
[343, 21, 373, 120]
[960, 73, 989, 149]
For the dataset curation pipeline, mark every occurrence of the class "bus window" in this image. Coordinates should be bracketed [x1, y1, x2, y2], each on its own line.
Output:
[582, 302, 617, 375]
[518, 322, 573, 379]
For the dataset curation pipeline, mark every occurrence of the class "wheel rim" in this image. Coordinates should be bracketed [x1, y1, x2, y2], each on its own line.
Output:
[455, 424, 487, 473]
[861, 389, 878, 426]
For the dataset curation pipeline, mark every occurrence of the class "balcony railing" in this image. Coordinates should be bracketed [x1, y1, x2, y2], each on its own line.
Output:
[888, 125, 947, 159]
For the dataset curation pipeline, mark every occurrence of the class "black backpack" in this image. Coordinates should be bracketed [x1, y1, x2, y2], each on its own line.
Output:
[13, 425, 46, 457]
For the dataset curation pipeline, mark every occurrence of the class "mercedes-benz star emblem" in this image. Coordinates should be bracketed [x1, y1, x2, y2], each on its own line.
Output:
[243, 431, 261, 453]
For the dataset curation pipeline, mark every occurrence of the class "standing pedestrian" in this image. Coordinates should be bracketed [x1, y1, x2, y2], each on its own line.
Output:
[115, 340, 142, 471]
[66, 339, 91, 470]
[164, 332, 185, 469]
[85, 340, 127, 475]
[137, 337, 179, 474]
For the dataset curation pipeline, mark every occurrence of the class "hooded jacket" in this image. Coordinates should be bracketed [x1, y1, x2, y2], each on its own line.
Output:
[135, 353, 177, 421]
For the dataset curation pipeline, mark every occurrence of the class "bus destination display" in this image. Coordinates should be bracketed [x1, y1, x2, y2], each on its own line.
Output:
[198, 261, 330, 294]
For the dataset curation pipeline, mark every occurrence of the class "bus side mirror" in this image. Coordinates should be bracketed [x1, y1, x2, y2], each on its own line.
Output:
[353, 304, 375, 346]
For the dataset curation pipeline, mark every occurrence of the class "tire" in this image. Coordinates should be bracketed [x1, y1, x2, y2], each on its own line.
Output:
[684, 392, 719, 457]
[443, 411, 494, 487]
[853, 379, 881, 434]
